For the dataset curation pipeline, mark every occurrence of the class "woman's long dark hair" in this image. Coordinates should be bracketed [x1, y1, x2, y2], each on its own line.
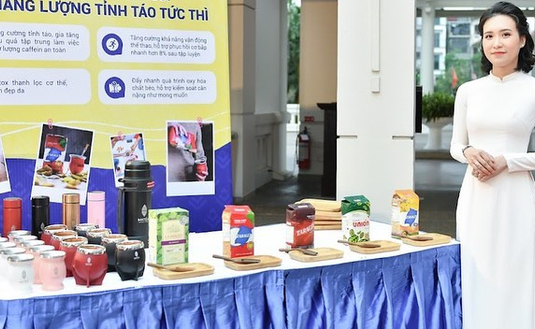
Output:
[478, 1, 535, 74]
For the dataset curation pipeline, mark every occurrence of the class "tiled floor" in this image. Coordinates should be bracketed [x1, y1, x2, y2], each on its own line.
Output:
[238, 130, 465, 238]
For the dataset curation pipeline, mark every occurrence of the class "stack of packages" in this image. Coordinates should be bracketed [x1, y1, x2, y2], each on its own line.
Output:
[297, 198, 341, 230]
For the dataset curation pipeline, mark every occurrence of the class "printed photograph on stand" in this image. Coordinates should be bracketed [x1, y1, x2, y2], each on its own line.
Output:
[110, 132, 146, 187]
[166, 120, 214, 196]
[0, 137, 11, 194]
[31, 123, 94, 205]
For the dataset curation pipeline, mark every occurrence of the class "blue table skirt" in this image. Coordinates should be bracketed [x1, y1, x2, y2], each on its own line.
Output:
[0, 245, 461, 329]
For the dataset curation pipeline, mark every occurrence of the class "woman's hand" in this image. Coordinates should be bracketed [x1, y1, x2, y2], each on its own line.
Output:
[464, 147, 496, 178]
[472, 155, 507, 182]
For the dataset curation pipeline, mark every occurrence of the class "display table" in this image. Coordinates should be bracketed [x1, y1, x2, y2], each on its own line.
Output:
[0, 222, 461, 329]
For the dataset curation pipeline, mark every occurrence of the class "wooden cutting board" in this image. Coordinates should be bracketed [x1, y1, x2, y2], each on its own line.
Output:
[401, 233, 452, 247]
[315, 219, 341, 225]
[315, 210, 342, 220]
[297, 199, 341, 212]
[223, 255, 282, 271]
[152, 263, 215, 280]
[315, 223, 342, 230]
[287, 247, 343, 262]
[348, 240, 401, 254]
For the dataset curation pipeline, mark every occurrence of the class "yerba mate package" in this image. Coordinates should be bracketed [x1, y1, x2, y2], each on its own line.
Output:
[222, 205, 254, 258]
[341, 195, 370, 243]
[391, 190, 419, 238]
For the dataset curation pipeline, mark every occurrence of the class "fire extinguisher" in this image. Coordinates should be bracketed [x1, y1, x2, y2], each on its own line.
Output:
[297, 127, 311, 169]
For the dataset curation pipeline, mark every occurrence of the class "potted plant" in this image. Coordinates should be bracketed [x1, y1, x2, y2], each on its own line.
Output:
[422, 92, 455, 121]
[422, 92, 454, 149]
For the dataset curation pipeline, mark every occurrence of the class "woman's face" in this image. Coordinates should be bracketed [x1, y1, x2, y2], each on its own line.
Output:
[482, 14, 525, 77]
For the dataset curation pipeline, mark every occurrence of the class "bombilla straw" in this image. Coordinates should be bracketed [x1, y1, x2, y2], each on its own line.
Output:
[80, 144, 89, 157]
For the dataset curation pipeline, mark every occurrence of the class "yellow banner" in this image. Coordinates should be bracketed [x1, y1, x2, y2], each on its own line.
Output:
[0, 0, 230, 169]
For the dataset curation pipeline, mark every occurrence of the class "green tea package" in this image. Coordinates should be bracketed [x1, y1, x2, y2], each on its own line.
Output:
[341, 195, 370, 243]
[148, 207, 189, 265]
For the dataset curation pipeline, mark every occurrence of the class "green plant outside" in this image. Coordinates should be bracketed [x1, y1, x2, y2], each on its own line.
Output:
[287, 0, 300, 104]
[422, 92, 454, 121]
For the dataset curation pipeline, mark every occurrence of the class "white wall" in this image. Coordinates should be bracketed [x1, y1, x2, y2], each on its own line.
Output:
[255, 0, 283, 115]
[254, 0, 289, 186]
[337, 0, 416, 223]
[298, 0, 338, 175]
[228, 0, 257, 198]
[228, 0, 289, 198]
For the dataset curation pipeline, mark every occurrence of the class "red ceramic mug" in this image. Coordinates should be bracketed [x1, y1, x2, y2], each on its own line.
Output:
[69, 155, 86, 175]
[59, 236, 88, 277]
[72, 244, 107, 287]
[41, 224, 68, 245]
[51, 230, 77, 250]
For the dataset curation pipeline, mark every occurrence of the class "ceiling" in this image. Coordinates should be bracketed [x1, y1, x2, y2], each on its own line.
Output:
[416, 0, 535, 17]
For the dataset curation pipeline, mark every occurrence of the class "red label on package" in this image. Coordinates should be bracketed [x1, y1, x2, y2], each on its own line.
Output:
[286, 203, 315, 248]
[222, 205, 255, 258]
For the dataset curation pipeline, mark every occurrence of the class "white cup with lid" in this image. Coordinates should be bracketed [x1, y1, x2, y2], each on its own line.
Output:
[6, 253, 34, 295]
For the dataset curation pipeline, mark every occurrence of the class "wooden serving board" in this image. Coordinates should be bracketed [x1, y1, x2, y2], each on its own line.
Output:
[152, 263, 215, 280]
[315, 219, 341, 225]
[297, 199, 341, 212]
[287, 247, 343, 262]
[315, 210, 342, 220]
[348, 240, 401, 254]
[401, 233, 452, 247]
[223, 255, 282, 271]
[315, 223, 342, 230]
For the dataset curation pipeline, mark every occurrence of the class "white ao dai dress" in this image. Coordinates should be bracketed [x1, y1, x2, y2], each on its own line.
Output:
[450, 71, 535, 329]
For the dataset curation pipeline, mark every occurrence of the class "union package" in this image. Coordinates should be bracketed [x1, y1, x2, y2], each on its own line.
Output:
[391, 189, 419, 238]
[222, 205, 254, 258]
[341, 195, 370, 243]
[148, 207, 189, 265]
[286, 202, 315, 248]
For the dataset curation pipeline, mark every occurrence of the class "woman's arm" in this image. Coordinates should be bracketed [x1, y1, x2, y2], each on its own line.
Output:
[450, 85, 470, 163]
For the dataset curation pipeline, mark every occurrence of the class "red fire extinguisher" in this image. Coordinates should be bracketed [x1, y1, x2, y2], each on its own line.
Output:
[297, 127, 311, 169]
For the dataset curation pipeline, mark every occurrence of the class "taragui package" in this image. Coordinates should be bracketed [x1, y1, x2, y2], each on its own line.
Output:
[286, 202, 315, 248]
[222, 205, 254, 258]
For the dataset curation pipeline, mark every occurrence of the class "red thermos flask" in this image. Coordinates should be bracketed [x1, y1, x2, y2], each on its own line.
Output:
[3, 197, 22, 237]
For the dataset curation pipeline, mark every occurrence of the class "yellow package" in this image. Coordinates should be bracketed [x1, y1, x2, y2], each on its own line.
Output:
[391, 189, 419, 238]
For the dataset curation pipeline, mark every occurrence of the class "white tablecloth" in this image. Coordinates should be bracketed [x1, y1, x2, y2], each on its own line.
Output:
[0, 221, 458, 300]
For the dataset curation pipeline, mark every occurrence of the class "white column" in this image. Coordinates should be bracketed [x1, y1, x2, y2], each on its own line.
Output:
[272, 0, 289, 180]
[420, 2, 435, 94]
[337, 0, 415, 223]
[228, 0, 256, 199]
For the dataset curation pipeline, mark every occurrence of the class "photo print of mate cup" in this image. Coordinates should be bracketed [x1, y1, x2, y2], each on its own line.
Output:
[110, 133, 147, 187]
[32, 124, 94, 205]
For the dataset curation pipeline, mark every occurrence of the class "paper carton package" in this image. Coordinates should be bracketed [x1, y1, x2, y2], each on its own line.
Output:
[341, 195, 370, 243]
[391, 189, 419, 238]
[149, 207, 189, 265]
[222, 205, 254, 258]
[286, 202, 315, 248]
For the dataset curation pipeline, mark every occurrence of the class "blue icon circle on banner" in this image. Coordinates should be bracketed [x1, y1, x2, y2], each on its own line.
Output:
[105, 77, 126, 99]
[102, 33, 123, 56]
